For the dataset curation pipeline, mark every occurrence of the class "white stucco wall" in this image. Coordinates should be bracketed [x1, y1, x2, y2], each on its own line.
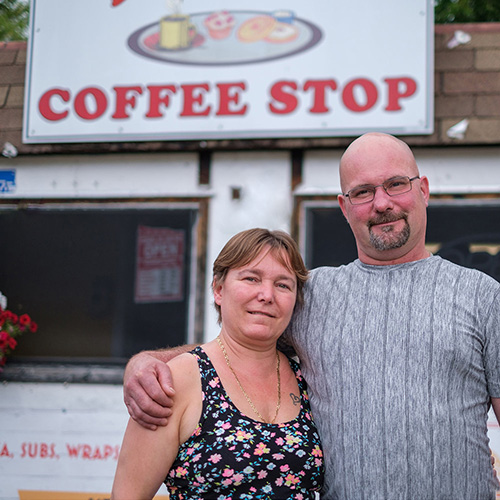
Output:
[299, 146, 500, 196]
[0, 381, 171, 500]
[0, 153, 200, 198]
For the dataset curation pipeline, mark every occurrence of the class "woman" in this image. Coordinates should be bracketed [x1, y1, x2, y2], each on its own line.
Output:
[111, 228, 324, 499]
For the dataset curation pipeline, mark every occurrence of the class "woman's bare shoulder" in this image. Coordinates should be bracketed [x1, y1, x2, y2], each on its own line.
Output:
[168, 351, 200, 391]
[167, 351, 203, 443]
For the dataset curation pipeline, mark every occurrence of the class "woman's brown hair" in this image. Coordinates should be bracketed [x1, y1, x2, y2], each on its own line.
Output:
[212, 228, 308, 324]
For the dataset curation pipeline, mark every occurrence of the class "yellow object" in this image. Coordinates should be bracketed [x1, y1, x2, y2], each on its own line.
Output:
[160, 15, 194, 49]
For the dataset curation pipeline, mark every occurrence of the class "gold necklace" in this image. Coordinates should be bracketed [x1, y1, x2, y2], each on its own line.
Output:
[216, 336, 281, 424]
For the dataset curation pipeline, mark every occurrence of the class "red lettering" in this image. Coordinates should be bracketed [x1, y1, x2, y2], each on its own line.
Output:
[384, 77, 417, 111]
[38, 88, 70, 121]
[145, 85, 177, 118]
[268, 81, 298, 114]
[35, 75, 415, 127]
[27, 443, 37, 458]
[112, 85, 143, 119]
[66, 444, 80, 457]
[180, 83, 210, 116]
[82, 444, 92, 459]
[303, 79, 337, 113]
[74, 87, 107, 120]
[216, 82, 247, 116]
[66, 443, 120, 460]
[0, 443, 12, 458]
[342, 78, 378, 112]
[103, 445, 113, 459]
[19, 442, 57, 459]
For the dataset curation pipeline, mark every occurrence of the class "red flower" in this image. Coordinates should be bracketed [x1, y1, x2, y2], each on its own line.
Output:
[0, 295, 38, 370]
[4, 311, 18, 324]
[0, 331, 8, 349]
[19, 314, 31, 326]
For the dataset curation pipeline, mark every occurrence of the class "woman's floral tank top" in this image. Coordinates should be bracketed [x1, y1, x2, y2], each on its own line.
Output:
[165, 346, 324, 499]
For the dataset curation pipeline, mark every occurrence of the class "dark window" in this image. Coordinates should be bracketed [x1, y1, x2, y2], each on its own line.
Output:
[0, 201, 207, 363]
[300, 198, 500, 283]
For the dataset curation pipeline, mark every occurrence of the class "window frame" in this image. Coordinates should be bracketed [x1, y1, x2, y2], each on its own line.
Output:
[0, 196, 209, 383]
[293, 192, 500, 270]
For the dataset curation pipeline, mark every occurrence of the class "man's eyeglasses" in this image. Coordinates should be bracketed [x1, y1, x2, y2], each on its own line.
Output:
[343, 176, 420, 205]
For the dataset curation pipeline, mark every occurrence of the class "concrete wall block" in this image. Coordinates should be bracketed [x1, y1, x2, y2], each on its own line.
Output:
[0, 129, 24, 157]
[0, 50, 16, 65]
[444, 71, 500, 93]
[466, 118, 500, 141]
[0, 107, 23, 130]
[6, 85, 25, 107]
[469, 32, 500, 49]
[434, 72, 443, 96]
[0, 86, 8, 108]
[15, 48, 27, 65]
[0, 65, 25, 85]
[434, 32, 449, 51]
[475, 49, 500, 70]
[476, 95, 500, 116]
[440, 117, 500, 143]
[435, 95, 474, 117]
[435, 50, 474, 71]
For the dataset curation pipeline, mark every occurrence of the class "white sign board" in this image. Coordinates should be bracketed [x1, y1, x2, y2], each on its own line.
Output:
[0, 382, 171, 499]
[23, 0, 434, 144]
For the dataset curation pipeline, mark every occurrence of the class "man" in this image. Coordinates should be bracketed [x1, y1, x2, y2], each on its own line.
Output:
[123, 133, 500, 499]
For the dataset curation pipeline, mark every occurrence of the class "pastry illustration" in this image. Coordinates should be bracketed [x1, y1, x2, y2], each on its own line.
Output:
[203, 11, 236, 40]
[237, 15, 277, 42]
[265, 22, 299, 43]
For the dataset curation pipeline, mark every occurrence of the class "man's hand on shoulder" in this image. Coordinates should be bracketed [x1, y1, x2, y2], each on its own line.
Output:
[123, 351, 176, 430]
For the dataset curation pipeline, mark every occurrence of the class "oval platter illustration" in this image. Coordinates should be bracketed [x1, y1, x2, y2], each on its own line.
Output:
[128, 10, 323, 66]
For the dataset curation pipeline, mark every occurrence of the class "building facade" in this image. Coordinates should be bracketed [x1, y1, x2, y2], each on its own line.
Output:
[1, 22, 500, 500]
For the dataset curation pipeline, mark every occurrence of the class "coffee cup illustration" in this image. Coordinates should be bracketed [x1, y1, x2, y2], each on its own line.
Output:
[160, 14, 195, 49]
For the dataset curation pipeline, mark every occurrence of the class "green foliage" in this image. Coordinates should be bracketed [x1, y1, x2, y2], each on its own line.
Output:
[435, 0, 500, 23]
[0, 0, 29, 41]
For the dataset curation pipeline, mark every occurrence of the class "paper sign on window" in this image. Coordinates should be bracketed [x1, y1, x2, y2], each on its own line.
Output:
[134, 226, 184, 303]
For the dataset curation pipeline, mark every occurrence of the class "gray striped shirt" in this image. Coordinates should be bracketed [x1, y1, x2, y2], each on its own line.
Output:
[287, 255, 500, 499]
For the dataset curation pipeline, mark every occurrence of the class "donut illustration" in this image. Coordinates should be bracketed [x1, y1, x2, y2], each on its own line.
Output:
[265, 22, 299, 43]
[237, 15, 277, 42]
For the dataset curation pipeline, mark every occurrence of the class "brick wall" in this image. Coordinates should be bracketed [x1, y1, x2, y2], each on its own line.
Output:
[434, 23, 500, 145]
[0, 41, 26, 153]
[2, 23, 500, 155]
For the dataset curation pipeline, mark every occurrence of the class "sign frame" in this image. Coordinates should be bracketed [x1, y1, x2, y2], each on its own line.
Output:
[23, 0, 435, 144]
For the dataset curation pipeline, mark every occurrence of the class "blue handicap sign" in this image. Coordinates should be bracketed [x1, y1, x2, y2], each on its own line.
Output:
[0, 170, 16, 193]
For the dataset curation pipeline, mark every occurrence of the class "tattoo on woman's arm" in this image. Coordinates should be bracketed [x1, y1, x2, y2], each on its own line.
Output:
[290, 393, 300, 406]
